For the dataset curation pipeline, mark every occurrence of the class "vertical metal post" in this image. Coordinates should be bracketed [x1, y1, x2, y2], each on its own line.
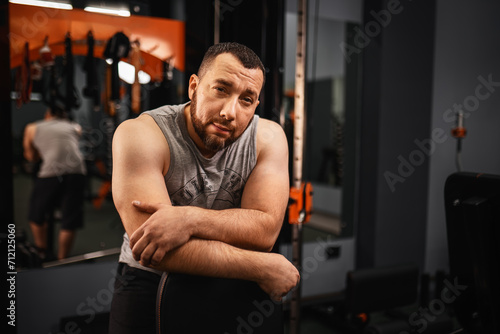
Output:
[293, 0, 307, 189]
[290, 0, 307, 333]
[214, 0, 220, 44]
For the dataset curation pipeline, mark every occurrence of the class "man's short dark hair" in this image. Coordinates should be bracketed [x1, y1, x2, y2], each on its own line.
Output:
[48, 99, 69, 119]
[198, 42, 266, 87]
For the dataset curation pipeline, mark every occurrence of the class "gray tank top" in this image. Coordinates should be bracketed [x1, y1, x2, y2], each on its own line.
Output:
[119, 102, 259, 274]
[33, 119, 86, 178]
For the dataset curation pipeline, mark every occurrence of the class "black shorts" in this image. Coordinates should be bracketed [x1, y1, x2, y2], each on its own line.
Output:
[28, 174, 86, 230]
[108, 263, 161, 334]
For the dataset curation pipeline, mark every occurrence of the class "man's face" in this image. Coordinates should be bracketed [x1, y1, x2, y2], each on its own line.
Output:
[187, 53, 264, 155]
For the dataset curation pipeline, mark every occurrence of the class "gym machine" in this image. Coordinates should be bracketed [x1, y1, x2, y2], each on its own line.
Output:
[288, 0, 313, 333]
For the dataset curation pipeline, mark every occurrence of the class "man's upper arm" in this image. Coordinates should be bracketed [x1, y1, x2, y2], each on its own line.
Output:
[240, 118, 290, 240]
[112, 115, 171, 236]
[23, 123, 37, 161]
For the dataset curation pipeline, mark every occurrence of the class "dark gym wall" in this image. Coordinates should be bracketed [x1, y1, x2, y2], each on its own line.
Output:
[184, 0, 214, 93]
[426, 0, 500, 274]
[356, 0, 436, 270]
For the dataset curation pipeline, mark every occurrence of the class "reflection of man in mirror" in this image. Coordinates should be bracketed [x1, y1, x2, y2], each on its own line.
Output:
[23, 104, 86, 261]
[109, 42, 299, 333]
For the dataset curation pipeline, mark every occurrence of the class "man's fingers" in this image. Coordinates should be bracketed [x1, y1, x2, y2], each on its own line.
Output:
[271, 293, 283, 302]
[129, 225, 145, 249]
[269, 289, 286, 302]
[132, 200, 160, 213]
[134, 241, 169, 267]
[130, 231, 171, 266]
[151, 249, 167, 267]
[131, 232, 150, 262]
[134, 239, 159, 265]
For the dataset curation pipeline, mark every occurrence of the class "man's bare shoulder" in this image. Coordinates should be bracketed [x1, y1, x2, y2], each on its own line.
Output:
[256, 118, 288, 154]
[116, 113, 157, 133]
[113, 114, 169, 165]
[23, 122, 38, 142]
[24, 122, 37, 133]
[114, 114, 165, 145]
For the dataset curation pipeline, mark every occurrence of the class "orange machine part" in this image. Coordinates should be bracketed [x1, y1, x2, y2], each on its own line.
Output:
[288, 182, 313, 225]
[451, 127, 467, 139]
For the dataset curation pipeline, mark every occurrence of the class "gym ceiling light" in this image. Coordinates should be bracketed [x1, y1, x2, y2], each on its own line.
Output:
[83, 3, 130, 17]
[9, 0, 73, 10]
[10, 0, 131, 17]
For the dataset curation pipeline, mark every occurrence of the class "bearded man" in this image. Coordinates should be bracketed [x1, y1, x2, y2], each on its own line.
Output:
[108, 42, 299, 334]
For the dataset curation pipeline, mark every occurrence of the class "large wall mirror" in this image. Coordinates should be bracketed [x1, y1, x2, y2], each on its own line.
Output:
[10, 3, 185, 268]
[283, 0, 362, 239]
[11, 0, 362, 270]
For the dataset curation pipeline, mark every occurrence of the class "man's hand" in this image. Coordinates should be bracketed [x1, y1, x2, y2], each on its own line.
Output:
[131, 199, 300, 301]
[129, 201, 193, 267]
[256, 253, 300, 301]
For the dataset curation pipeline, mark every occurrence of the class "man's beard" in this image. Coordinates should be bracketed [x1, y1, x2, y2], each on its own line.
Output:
[190, 90, 237, 153]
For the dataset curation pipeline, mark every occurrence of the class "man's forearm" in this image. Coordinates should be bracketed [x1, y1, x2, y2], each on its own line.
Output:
[132, 201, 282, 252]
[148, 237, 300, 301]
[185, 206, 281, 252]
[150, 237, 264, 282]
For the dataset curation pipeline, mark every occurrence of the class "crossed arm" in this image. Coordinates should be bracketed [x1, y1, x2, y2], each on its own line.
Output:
[112, 114, 299, 300]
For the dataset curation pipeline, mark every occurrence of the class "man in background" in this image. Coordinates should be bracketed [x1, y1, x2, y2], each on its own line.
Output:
[23, 104, 86, 261]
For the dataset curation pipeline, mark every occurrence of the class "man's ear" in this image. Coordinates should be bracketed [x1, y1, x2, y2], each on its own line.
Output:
[188, 74, 199, 100]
